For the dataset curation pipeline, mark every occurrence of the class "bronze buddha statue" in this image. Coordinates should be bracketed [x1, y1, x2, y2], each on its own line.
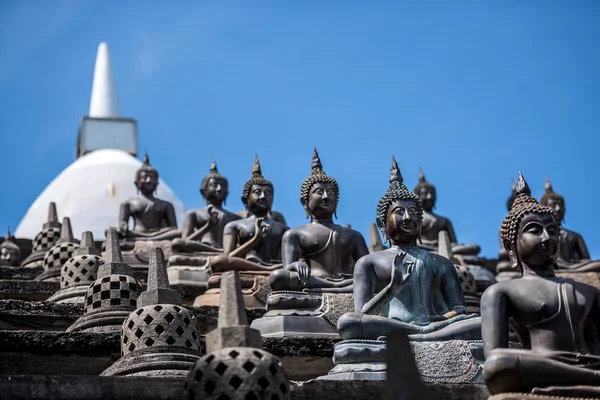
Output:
[482, 172, 600, 397]
[0, 227, 21, 267]
[336, 157, 481, 342]
[269, 148, 369, 292]
[539, 178, 600, 272]
[209, 155, 289, 274]
[116, 153, 179, 241]
[172, 157, 240, 253]
[414, 169, 480, 256]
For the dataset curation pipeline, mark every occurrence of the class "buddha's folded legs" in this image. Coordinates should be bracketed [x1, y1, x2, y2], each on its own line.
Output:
[484, 348, 600, 395]
[211, 255, 282, 273]
[124, 228, 182, 241]
[337, 312, 481, 341]
[269, 269, 353, 291]
[559, 260, 600, 273]
[452, 243, 481, 255]
[171, 238, 220, 253]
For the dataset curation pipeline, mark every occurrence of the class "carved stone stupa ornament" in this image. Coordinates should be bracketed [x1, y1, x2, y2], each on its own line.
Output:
[20, 202, 62, 269]
[321, 157, 483, 381]
[101, 247, 202, 377]
[482, 172, 600, 399]
[35, 217, 80, 282]
[67, 230, 142, 333]
[193, 155, 288, 308]
[46, 231, 101, 304]
[168, 157, 241, 289]
[0, 227, 21, 267]
[414, 169, 481, 256]
[539, 178, 600, 272]
[186, 271, 290, 399]
[252, 148, 369, 337]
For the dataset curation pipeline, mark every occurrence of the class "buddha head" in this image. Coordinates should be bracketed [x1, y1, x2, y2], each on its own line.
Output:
[134, 152, 159, 196]
[376, 156, 423, 245]
[0, 227, 21, 267]
[413, 169, 436, 212]
[241, 155, 274, 217]
[200, 157, 229, 206]
[540, 178, 565, 223]
[300, 148, 339, 220]
[501, 172, 559, 274]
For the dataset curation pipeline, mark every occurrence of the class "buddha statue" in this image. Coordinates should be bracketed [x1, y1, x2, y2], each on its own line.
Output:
[252, 149, 369, 337]
[0, 227, 21, 267]
[496, 179, 520, 279]
[539, 178, 600, 272]
[172, 157, 240, 254]
[270, 148, 369, 292]
[414, 169, 480, 256]
[194, 155, 288, 308]
[115, 153, 179, 241]
[319, 158, 483, 382]
[482, 172, 600, 398]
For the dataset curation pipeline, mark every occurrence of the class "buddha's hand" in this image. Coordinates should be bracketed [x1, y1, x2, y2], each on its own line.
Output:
[207, 205, 219, 226]
[118, 221, 129, 235]
[258, 218, 271, 238]
[391, 252, 413, 290]
[287, 262, 311, 285]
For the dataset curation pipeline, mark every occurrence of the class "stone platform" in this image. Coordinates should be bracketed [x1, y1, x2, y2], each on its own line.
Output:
[0, 375, 489, 400]
[0, 280, 60, 302]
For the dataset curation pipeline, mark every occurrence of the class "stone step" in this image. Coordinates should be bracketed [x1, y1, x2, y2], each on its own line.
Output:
[0, 375, 489, 400]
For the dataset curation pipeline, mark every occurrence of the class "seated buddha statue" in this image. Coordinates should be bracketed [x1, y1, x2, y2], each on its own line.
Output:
[413, 169, 480, 256]
[0, 227, 21, 267]
[171, 157, 240, 254]
[337, 157, 481, 342]
[539, 178, 600, 272]
[482, 172, 600, 397]
[270, 149, 369, 293]
[235, 210, 287, 225]
[496, 179, 519, 276]
[115, 153, 180, 241]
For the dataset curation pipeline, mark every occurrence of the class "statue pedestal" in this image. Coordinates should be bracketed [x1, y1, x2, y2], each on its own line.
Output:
[46, 285, 88, 305]
[193, 271, 272, 308]
[489, 387, 600, 400]
[319, 339, 484, 382]
[104, 240, 173, 285]
[20, 251, 45, 270]
[167, 252, 215, 290]
[250, 291, 353, 338]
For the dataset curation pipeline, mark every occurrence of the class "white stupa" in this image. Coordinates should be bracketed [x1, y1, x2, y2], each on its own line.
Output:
[15, 42, 185, 240]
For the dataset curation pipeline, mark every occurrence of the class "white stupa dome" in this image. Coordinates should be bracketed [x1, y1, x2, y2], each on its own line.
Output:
[15, 149, 185, 240]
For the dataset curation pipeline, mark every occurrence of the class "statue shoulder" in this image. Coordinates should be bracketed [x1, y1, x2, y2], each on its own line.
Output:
[428, 251, 457, 270]
[481, 280, 511, 303]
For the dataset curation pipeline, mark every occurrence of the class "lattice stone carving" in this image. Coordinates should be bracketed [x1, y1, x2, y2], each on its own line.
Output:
[60, 254, 101, 289]
[456, 265, 477, 295]
[186, 347, 291, 400]
[121, 304, 200, 356]
[85, 275, 140, 312]
[32, 227, 61, 252]
[44, 242, 80, 272]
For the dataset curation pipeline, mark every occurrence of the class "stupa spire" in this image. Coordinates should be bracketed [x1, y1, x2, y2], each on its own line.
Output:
[89, 42, 120, 118]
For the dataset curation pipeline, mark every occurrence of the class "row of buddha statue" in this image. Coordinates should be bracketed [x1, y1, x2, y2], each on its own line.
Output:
[2, 149, 600, 398]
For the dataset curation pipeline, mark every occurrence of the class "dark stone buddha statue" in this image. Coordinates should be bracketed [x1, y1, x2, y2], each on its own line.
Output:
[210, 155, 289, 273]
[0, 227, 21, 267]
[172, 158, 240, 254]
[337, 157, 481, 342]
[116, 153, 179, 241]
[269, 148, 369, 292]
[496, 179, 517, 274]
[414, 169, 480, 256]
[539, 178, 600, 272]
[482, 172, 600, 397]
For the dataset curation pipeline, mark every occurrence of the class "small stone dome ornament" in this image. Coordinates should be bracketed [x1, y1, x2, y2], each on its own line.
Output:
[185, 271, 291, 400]
[36, 217, 80, 281]
[0, 226, 21, 267]
[21, 202, 62, 269]
[67, 229, 142, 334]
[47, 231, 101, 304]
[101, 247, 202, 377]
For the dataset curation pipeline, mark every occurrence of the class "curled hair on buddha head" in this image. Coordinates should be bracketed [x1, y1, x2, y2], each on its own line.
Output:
[240, 154, 274, 207]
[135, 151, 159, 182]
[300, 148, 340, 219]
[200, 157, 228, 204]
[413, 168, 436, 196]
[376, 156, 423, 243]
[500, 172, 557, 255]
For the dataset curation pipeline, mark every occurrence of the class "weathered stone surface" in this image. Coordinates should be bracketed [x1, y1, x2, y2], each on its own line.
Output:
[0, 280, 60, 301]
[0, 266, 41, 280]
[0, 376, 489, 400]
[0, 300, 81, 331]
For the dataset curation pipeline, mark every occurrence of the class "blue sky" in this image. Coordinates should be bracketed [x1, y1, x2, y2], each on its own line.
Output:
[1, 1, 599, 259]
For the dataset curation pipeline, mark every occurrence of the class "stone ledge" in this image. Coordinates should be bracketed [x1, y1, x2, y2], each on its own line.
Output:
[0, 280, 59, 302]
[0, 266, 41, 280]
[0, 375, 490, 400]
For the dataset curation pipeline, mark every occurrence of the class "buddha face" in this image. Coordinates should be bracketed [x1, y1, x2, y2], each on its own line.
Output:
[306, 182, 338, 219]
[417, 187, 436, 212]
[0, 246, 20, 266]
[515, 212, 559, 269]
[203, 178, 228, 204]
[136, 171, 159, 195]
[545, 198, 565, 222]
[385, 199, 421, 243]
[247, 184, 273, 215]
